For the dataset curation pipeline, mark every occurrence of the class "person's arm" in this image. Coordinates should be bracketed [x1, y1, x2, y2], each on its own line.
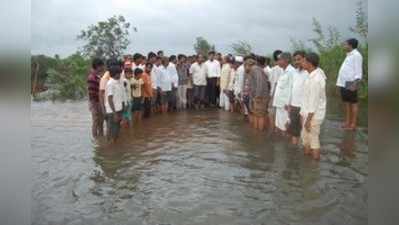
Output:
[99, 90, 105, 113]
[350, 54, 363, 91]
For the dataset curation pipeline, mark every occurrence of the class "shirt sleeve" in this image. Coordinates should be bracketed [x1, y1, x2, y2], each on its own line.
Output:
[106, 81, 114, 97]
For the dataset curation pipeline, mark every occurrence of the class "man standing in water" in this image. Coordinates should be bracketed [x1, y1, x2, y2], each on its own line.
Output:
[300, 52, 327, 160]
[190, 54, 207, 110]
[287, 51, 308, 145]
[336, 38, 363, 131]
[205, 51, 221, 107]
[268, 50, 283, 131]
[176, 54, 190, 110]
[87, 58, 105, 137]
[273, 52, 295, 135]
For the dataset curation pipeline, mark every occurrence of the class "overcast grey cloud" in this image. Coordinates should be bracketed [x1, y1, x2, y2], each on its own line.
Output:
[31, 0, 366, 57]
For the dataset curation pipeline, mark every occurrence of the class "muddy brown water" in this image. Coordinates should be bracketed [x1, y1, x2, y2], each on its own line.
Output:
[32, 99, 368, 225]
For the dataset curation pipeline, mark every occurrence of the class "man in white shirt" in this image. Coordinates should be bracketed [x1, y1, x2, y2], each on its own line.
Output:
[205, 51, 221, 107]
[336, 38, 363, 131]
[300, 52, 327, 160]
[151, 57, 162, 113]
[272, 52, 295, 133]
[104, 65, 124, 142]
[268, 50, 283, 130]
[158, 57, 173, 113]
[190, 54, 207, 109]
[287, 51, 308, 145]
[168, 55, 179, 111]
[219, 55, 233, 111]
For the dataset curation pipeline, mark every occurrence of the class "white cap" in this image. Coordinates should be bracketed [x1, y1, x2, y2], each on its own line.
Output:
[235, 56, 243, 63]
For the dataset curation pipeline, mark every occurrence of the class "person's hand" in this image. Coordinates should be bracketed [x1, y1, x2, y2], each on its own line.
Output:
[349, 83, 357, 91]
[305, 118, 311, 132]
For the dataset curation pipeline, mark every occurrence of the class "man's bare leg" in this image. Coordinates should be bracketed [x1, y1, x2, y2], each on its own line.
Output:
[312, 149, 320, 160]
[349, 103, 358, 130]
[304, 146, 312, 155]
[343, 103, 350, 128]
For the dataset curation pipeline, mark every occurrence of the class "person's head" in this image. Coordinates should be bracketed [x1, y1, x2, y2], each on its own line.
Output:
[265, 57, 271, 66]
[109, 65, 122, 80]
[145, 62, 153, 73]
[244, 58, 257, 74]
[155, 56, 162, 66]
[343, 38, 359, 52]
[161, 57, 169, 67]
[208, 51, 215, 61]
[178, 54, 187, 63]
[92, 58, 105, 74]
[106, 58, 120, 69]
[302, 52, 320, 72]
[157, 50, 164, 57]
[134, 68, 143, 78]
[124, 67, 133, 79]
[273, 50, 283, 63]
[293, 50, 306, 70]
[197, 54, 205, 64]
[148, 52, 157, 63]
[257, 56, 267, 68]
[141, 56, 147, 64]
[133, 53, 143, 64]
[169, 55, 177, 64]
[216, 52, 222, 61]
[277, 52, 291, 69]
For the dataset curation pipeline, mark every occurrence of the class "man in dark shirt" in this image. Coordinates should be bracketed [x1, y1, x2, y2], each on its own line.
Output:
[87, 58, 105, 137]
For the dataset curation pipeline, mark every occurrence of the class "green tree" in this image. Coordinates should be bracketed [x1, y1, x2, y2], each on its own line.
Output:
[231, 41, 252, 56]
[77, 15, 134, 59]
[193, 37, 215, 56]
[45, 53, 90, 100]
[350, 1, 368, 40]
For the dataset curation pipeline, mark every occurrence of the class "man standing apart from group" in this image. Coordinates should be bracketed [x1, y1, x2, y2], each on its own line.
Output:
[205, 51, 221, 107]
[273, 52, 295, 135]
[287, 51, 308, 145]
[268, 50, 283, 130]
[219, 55, 233, 111]
[300, 53, 327, 160]
[336, 38, 363, 131]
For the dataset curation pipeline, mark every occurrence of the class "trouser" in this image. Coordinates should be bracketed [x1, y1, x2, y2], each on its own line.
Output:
[193, 85, 206, 105]
[301, 119, 322, 149]
[219, 90, 230, 111]
[89, 101, 104, 136]
[177, 84, 188, 109]
[206, 77, 218, 105]
[106, 111, 122, 139]
[275, 107, 289, 131]
[143, 97, 151, 118]
[186, 88, 193, 108]
[168, 87, 178, 110]
[287, 106, 301, 137]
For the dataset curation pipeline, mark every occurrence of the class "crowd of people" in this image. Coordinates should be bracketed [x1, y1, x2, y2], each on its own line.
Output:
[87, 38, 363, 161]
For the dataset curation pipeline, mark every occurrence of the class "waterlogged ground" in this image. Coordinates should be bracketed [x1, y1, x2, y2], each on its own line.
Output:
[32, 100, 368, 225]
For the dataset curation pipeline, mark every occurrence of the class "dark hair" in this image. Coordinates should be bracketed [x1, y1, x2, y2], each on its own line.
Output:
[92, 58, 104, 69]
[157, 50, 164, 55]
[169, 55, 177, 62]
[346, 38, 358, 49]
[244, 55, 255, 61]
[106, 58, 119, 68]
[148, 52, 156, 59]
[133, 53, 142, 61]
[293, 50, 306, 58]
[257, 56, 266, 66]
[305, 52, 320, 67]
[273, 50, 283, 61]
[265, 57, 271, 66]
[145, 62, 153, 68]
[208, 51, 215, 55]
[134, 68, 143, 76]
[109, 65, 122, 78]
[178, 54, 186, 61]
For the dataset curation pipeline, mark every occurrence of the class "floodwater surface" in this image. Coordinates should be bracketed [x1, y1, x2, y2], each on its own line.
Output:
[32, 100, 368, 225]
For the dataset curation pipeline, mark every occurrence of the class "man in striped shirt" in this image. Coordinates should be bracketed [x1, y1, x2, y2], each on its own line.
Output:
[87, 58, 105, 137]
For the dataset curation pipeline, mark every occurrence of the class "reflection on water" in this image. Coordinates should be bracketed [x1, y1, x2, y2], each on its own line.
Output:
[32, 100, 368, 225]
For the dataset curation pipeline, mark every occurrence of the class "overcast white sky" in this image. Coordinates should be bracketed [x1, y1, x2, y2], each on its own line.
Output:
[31, 0, 366, 57]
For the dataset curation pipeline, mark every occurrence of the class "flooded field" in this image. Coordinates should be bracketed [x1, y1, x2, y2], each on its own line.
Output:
[31, 100, 368, 225]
